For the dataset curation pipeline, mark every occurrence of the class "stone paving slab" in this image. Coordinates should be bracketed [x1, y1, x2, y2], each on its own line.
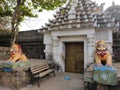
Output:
[0, 72, 84, 90]
[19, 72, 84, 90]
[0, 86, 13, 90]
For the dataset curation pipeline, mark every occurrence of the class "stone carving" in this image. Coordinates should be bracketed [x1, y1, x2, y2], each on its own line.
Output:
[8, 43, 28, 62]
[95, 40, 112, 66]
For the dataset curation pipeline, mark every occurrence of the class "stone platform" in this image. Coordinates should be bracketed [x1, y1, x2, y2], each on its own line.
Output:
[84, 65, 120, 90]
[93, 66, 117, 86]
[0, 59, 51, 89]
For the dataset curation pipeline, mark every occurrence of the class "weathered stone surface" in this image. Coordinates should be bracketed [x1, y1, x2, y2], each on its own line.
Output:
[0, 70, 30, 89]
[0, 61, 30, 72]
[17, 30, 45, 59]
[93, 66, 117, 86]
[0, 47, 10, 60]
[0, 59, 53, 89]
[85, 63, 120, 78]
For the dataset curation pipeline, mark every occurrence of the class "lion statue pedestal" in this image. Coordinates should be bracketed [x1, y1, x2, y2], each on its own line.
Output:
[94, 40, 112, 66]
[94, 40, 117, 85]
[84, 40, 118, 89]
[93, 65, 117, 85]
[1, 43, 29, 72]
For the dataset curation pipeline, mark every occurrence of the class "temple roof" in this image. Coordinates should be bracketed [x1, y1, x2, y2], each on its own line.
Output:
[105, 5, 120, 19]
[39, 0, 117, 32]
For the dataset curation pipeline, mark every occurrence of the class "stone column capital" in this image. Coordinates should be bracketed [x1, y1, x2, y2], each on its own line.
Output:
[53, 36, 59, 47]
[87, 34, 95, 39]
[53, 36, 59, 40]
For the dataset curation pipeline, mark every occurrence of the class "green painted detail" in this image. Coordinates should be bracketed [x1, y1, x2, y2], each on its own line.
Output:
[0, 61, 30, 71]
[93, 66, 117, 86]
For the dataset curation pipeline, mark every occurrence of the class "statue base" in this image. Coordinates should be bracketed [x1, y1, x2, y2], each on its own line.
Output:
[93, 65, 117, 86]
[0, 61, 30, 72]
[0, 61, 30, 89]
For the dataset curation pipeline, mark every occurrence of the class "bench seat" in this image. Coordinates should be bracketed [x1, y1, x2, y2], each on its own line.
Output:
[29, 63, 55, 87]
[39, 69, 54, 77]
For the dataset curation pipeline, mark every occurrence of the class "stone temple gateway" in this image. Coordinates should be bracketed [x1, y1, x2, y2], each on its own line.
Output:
[39, 0, 117, 73]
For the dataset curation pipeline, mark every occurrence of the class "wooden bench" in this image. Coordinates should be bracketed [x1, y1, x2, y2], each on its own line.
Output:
[29, 63, 55, 87]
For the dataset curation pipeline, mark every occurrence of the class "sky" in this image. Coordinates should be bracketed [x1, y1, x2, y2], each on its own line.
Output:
[20, 0, 120, 31]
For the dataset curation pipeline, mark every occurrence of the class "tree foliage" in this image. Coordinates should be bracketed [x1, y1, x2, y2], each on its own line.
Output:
[0, 0, 66, 44]
[0, 17, 11, 30]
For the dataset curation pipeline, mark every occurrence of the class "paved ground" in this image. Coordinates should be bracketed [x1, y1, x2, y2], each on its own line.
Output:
[20, 72, 84, 90]
[0, 86, 12, 90]
[0, 72, 84, 90]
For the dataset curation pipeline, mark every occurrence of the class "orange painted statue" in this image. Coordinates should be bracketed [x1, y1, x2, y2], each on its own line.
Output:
[8, 43, 28, 62]
[95, 40, 112, 66]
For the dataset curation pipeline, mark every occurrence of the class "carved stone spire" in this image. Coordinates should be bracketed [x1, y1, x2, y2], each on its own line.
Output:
[112, 1, 115, 6]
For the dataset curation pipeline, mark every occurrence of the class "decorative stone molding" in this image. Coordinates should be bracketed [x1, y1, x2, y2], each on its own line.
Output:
[52, 36, 59, 47]
[52, 36, 59, 61]
[87, 34, 95, 64]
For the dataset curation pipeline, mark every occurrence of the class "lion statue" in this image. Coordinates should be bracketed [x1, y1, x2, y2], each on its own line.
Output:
[8, 43, 28, 62]
[95, 40, 112, 66]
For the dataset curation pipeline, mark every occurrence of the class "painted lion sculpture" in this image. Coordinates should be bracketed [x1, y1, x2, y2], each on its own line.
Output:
[8, 43, 28, 62]
[95, 40, 112, 66]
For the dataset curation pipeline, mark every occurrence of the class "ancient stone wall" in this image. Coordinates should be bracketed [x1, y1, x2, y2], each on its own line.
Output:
[113, 32, 120, 62]
[17, 30, 45, 59]
[0, 70, 30, 89]
[0, 47, 10, 60]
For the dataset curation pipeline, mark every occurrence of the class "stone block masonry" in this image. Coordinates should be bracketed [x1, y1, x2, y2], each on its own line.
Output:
[0, 47, 10, 60]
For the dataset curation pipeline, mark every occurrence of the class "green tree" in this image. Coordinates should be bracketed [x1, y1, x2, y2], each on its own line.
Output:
[0, 17, 11, 30]
[0, 0, 66, 44]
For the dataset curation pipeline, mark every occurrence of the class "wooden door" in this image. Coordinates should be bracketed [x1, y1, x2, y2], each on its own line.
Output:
[65, 42, 84, 74]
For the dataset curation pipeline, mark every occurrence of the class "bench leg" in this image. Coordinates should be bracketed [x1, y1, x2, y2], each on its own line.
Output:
[53, 71, 55, 77]
[36, 78, 40, 87]
[30, 78, 34, 85]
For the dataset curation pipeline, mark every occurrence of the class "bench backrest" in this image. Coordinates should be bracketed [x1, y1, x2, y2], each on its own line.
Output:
[29, 64, 50, 75]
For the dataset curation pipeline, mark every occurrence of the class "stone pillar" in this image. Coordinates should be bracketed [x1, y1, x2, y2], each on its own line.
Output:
[52, 36, 59, 61]
[87, 34, 95, 65]
[44, 44, 52, 60]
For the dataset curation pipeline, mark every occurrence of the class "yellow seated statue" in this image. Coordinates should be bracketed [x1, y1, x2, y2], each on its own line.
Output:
[94, 40, 112, 66]
[8, 43, 28, 62]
